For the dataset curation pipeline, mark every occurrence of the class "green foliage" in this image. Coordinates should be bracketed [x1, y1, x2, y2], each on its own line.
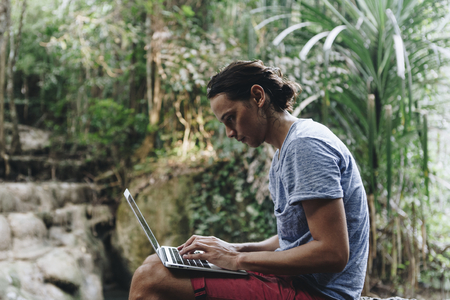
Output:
[4, 0, 450, 293]
[78, 98, 147, 157]
[248, 0, 450, 292]
[181, 5, 195, 17]
[189, 156, 276, 243]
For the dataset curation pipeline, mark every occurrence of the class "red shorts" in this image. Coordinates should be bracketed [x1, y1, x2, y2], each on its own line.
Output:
[190, 271, 331, 300]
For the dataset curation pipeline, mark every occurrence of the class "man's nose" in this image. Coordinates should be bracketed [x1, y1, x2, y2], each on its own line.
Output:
[226, 126, 236, 138]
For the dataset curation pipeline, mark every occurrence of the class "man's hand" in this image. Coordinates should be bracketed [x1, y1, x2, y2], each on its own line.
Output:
[178, 235, 241, 270]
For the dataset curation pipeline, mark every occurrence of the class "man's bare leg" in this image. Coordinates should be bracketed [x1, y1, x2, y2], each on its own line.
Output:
[129, 254, 196, 300]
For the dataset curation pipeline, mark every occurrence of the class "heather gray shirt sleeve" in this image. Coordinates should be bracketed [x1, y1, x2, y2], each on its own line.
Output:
[282, 137, 344, 203]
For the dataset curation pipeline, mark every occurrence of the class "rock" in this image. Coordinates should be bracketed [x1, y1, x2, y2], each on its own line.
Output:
[113, 174, 195, 278]
[0, 215, 11, 260]
[0, 187, 21, 212]
[1, 183, 56, 212]
[2, 183, 41, 211]
[4, 122, 51, 153]
[0, 182, 96, 214]
[86, 204, 114, 234]
[80, 274, 103, 300]
[37, 248, 83, 295]
[44, 183, 95, 207]
[47, 204, 109, 276]
[0, 215, 11, 250]
[8, 213, 50, 260]
[43, 283, 74, 300]
[36, 247, 105, 300]
[0, 181, 107, 300]
[0, 261, 45, 300]
[48, 226, 76, 247]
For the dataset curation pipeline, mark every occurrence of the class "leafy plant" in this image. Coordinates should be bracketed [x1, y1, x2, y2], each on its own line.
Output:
[189, 155, 276, 243]
[250, 0, 450, 293]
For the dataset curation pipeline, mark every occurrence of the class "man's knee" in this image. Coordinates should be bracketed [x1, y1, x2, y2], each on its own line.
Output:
[143, 254, 160, 265]
[130, 256, 167, 299]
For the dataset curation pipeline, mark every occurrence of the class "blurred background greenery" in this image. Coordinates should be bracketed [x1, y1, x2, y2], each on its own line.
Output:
[0, 0, 449, 298]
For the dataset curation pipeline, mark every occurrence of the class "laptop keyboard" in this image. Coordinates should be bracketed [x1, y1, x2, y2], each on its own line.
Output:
[169, 248, 211, 268]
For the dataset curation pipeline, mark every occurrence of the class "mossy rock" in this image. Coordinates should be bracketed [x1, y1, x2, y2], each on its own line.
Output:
[113, 173, 196, 276]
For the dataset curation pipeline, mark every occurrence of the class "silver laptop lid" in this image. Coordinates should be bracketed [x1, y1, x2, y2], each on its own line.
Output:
[123, 189, 162, 259]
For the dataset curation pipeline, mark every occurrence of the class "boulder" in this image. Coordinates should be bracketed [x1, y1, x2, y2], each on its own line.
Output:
[113, 174, 195, 278]
[43, 283, 74, 300]
[2, 183, 41, 212]
[47, 204, 109, 277]
[46, 183, 95, 207]
[80, 274, 103, 300]
[0, 261, 46, 300]
[0, 215, 11, 250]
[36, 247, 104, 300]
[36, 248, 83, 295]
[0, 182, 107, 300]
[0, 182, 96, 213]
[8, 213, 50, 260]
[4, 122, 51, 153]
[0, 215, 11, 260]
[0, 187, 21, 213]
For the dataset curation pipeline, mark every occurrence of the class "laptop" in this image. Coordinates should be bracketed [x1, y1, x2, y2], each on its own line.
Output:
[123, 189, 247, 275]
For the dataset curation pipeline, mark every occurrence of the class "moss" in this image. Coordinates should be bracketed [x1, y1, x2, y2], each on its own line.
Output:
[114, 174, 196, 273]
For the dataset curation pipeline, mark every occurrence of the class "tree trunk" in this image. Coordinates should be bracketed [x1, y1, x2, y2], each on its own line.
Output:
[133, 13, 155, 161]
[6, 0, 26, 155]
[396, 217, 402, 268]
[148, 3, 164, 142]
[128, 42, 136, 110]
[410, 203, 417, 292]
[174, 94, 191, 158]
[421, 220, 427, 270]
[0, 0, 8, 154]
[390, 224, 397, 279]
[22, 75, 28, 120]
[368, 193, 377, 270]
[134, 9, 165, 161]
[145, 13, 152, 127]
[138, 7, 164, 159]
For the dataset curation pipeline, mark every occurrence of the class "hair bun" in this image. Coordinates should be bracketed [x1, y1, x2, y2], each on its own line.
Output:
[281, 84, 294, 97]
[207, 60, 302, 112]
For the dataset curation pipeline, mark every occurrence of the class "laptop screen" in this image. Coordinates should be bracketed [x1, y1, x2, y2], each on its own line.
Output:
[123, 189, 162, 257]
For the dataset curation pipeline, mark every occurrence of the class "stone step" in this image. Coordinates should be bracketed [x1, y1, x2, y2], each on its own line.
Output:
[0, 207, 108, 300]
[2, 155, 97, 181]
[0, 182, 97, 213]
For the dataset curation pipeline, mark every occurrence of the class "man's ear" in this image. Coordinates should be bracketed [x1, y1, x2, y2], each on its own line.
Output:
[250, 84, 266, 108]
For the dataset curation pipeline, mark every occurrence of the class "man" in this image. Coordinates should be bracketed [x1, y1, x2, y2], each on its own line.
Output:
[129, 60, 369, 300]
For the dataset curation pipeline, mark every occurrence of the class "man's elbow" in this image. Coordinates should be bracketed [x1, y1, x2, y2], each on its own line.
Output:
[322, 244, 348, 273]
[330, 248, 349, 272]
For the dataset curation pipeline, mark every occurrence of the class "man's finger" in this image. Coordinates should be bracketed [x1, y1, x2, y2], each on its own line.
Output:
[183, 252, 207, 260]
[180, 241, 208, 255]
[178, 235, 199, 251]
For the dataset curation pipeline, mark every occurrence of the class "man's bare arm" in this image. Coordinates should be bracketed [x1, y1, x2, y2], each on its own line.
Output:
[236, 197, 349, 274]
[180, 198, 349, 275]
[233, 235, 279, 252]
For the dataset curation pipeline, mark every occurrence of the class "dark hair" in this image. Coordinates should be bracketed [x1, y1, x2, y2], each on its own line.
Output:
[207, 60, 302, 112]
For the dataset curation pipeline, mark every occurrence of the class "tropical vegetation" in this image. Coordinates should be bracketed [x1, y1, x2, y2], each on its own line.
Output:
[0, 0, 449, 297]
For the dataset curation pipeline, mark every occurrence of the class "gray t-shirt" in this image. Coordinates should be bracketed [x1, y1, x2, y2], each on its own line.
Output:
[269, 119, 369, 300]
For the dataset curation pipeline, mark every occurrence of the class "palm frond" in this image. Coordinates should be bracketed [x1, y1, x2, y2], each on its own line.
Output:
[272, 22, 312, 46]
[299, 32, 329, 61]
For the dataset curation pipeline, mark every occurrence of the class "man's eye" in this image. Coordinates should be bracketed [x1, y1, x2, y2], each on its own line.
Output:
[226, 116, 234, 122]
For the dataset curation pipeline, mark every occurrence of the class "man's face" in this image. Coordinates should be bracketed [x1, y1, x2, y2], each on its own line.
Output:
[210, 93, 267, 148]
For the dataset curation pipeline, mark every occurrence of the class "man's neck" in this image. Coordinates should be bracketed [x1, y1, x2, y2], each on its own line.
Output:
[265, 111, 298, 150]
